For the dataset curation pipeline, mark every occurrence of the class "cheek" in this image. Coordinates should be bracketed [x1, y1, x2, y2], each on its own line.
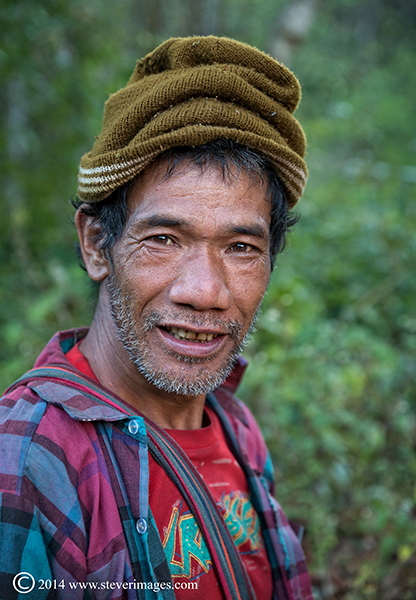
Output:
[113, 245, 174, 292]
[118, 245, 179, 290]
[228, 266, 270, 316]
[121, 271, 170, 308]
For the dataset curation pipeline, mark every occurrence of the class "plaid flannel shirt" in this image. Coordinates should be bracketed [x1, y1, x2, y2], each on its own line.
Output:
[0, 329, 313, 599]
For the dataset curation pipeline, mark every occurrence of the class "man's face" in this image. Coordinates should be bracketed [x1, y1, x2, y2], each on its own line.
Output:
[107, 160, 271, 396]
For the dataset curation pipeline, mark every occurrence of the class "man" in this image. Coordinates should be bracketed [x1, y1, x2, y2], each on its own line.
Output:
[0, 37, 312, 599]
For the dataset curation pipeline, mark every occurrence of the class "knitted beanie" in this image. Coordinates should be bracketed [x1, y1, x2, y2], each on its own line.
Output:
[77, 36, 307, 209]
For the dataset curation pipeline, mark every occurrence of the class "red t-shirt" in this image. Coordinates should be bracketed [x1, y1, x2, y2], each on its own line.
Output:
[66, 343, 272, 599]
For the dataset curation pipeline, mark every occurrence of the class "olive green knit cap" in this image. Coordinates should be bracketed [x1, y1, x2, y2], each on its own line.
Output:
[77, 36, 307, 208]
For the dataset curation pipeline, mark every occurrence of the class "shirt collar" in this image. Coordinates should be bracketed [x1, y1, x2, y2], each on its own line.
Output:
[32, 328, 248, 422]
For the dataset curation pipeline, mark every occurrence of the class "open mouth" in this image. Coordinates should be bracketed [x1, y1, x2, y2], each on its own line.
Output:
[164, 326, 219, 343]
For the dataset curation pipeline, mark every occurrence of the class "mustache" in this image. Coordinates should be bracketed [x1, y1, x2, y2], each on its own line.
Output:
[142, 309, 244, 340]
[108, 275, 260, 345]
[143, 308, 261, 348]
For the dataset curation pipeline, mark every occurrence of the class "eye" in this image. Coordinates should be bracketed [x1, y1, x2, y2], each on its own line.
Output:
[149, 235, 174, 245]
[230, 242, 256, 253]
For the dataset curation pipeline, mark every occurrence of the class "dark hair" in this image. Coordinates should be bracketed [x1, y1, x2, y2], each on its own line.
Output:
[73, 139, 298, 270]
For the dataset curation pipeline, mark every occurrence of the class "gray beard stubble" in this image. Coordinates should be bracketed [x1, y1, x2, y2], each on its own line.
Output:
[108, 277, 258, 396]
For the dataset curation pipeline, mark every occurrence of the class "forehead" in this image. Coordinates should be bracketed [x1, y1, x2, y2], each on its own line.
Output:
[126, 158, 272, 227]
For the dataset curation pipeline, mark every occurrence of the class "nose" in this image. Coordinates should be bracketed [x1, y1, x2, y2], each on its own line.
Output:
[168, 248, 232, 312]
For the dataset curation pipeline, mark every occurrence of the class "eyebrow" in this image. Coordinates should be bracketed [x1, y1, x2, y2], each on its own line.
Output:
[136, 215, 186, 228]
[229, 225, 268, 239]
[132, 214, 268, 239]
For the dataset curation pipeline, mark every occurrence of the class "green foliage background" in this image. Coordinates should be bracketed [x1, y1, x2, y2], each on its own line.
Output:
[1, 1, 415, 597]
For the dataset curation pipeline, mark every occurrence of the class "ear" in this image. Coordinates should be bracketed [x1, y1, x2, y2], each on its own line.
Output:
[75, 208, 111, 282]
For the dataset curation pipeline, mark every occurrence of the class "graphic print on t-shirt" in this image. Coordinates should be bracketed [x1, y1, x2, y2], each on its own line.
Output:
[162, 500, 212, 579]
[220, 490, 261, 551]
[162, 491, 261, 580]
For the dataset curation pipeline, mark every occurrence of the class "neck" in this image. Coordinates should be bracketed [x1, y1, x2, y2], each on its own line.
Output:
[79, 288, 206, 430]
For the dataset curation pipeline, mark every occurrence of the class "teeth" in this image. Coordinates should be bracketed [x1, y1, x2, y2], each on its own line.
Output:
[166, 327, 217, 342]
